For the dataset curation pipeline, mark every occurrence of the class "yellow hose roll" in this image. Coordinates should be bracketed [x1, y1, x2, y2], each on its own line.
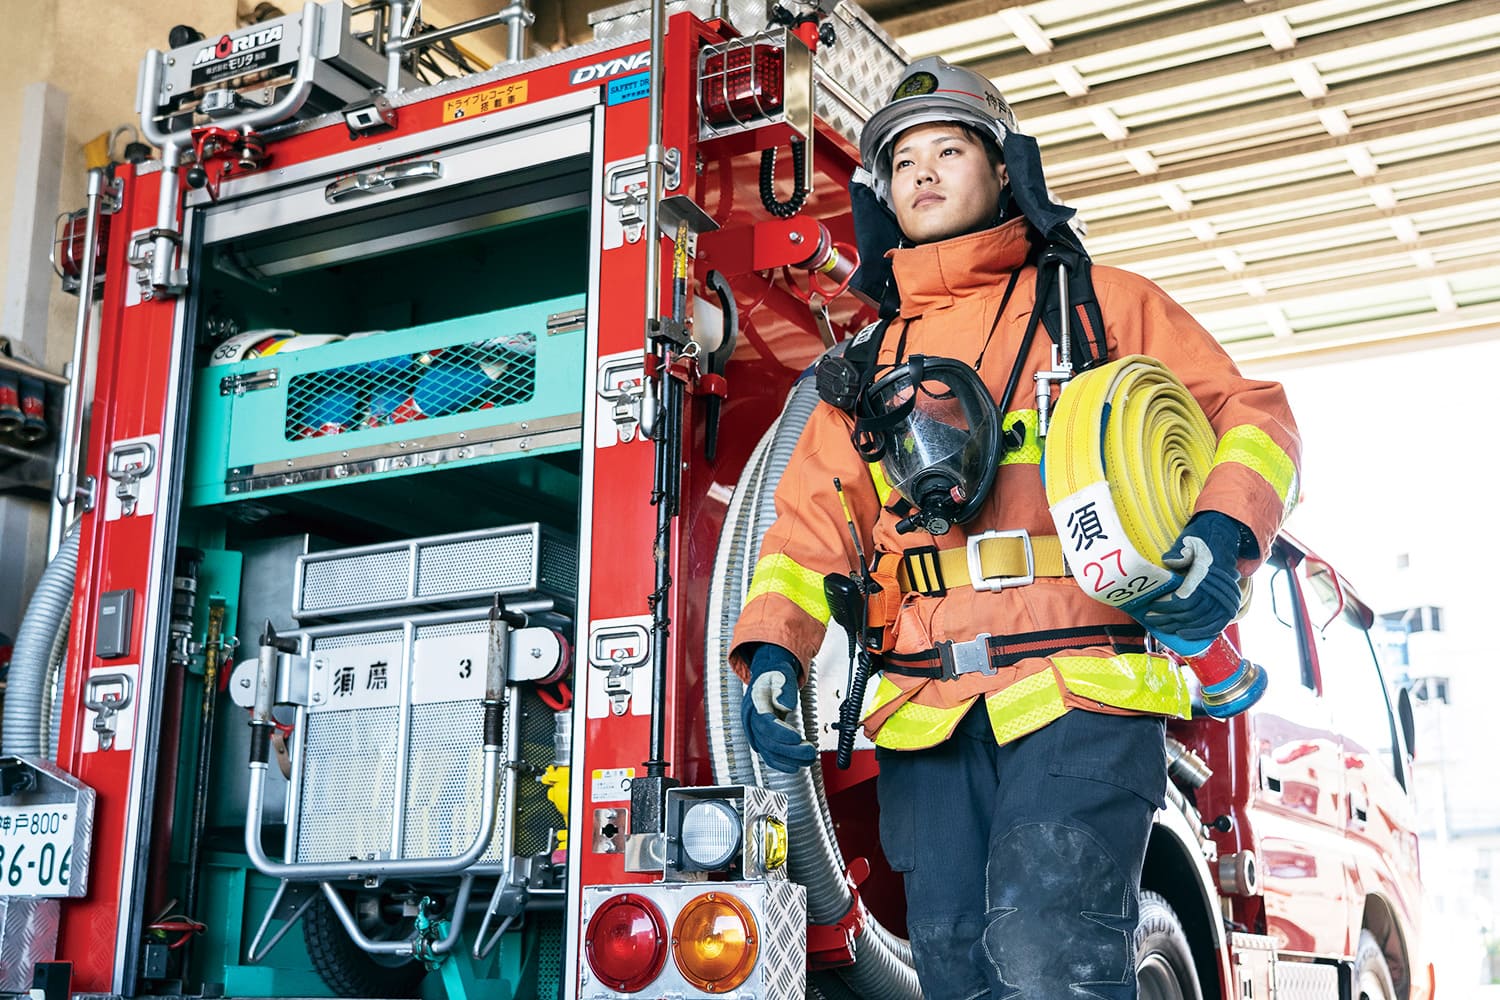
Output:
[1043, 355, 1216, 610]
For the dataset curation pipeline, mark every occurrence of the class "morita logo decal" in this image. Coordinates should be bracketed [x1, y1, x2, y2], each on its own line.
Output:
[569, 51, 651, 85]
[193, 25, 284, 65]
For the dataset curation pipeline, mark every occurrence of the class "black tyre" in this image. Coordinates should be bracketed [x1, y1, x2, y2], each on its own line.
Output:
[1353, 930, 1397, 1000]
[1134, 891, 1204, 1000]
[302, 891, 426, 998]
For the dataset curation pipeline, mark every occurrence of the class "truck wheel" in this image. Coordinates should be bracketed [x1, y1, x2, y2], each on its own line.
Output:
[1353, 930, 1396, 1000]
[302, 891, 425, 998]
[1134, 891, 1203, 1000]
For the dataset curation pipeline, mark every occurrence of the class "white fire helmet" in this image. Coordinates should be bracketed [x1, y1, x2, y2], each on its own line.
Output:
[859, 56, 1019, 207]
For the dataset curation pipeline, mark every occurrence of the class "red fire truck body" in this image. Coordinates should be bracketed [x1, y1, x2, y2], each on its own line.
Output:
[1, 3, 1429, 999]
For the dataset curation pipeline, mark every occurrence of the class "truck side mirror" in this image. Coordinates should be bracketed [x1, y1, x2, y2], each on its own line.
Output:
[1397, 685, 1416, 760]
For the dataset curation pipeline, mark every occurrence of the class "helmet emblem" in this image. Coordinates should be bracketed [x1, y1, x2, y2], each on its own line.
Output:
[892, 72, 938, 100]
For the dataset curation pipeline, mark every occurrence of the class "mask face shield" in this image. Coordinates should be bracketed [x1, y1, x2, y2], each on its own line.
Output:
[855, 356, 1000, 535]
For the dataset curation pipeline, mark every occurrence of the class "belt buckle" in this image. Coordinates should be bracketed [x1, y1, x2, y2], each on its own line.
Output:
[937, 633, 995, 679]
[966, 529, 1034, 592]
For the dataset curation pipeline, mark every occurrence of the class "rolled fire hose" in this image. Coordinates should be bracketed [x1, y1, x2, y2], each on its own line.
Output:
[1041, 355, 1264, 716]
[706, 372, 921, 1000]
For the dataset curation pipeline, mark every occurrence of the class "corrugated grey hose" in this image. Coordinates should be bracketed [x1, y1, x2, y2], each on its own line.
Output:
[704, 373, 921, 1000]
[4, 524, 80, 759]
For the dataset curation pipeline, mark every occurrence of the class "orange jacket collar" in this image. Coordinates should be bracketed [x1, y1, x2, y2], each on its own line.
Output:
[890, 218, 1031, 318]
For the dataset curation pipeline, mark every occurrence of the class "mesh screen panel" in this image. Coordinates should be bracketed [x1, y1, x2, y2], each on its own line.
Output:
[312, 628, 403, 650]
[416, 533, 537, 597]
[302, 549, 409, 610]
[515, 689, 561, 857]
[296, 707, 400, 863]
[283, 336, 536, 440]
[402, 701, 509, 863]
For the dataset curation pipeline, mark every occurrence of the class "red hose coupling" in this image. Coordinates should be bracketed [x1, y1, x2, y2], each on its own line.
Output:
[806, 856, 871, 970]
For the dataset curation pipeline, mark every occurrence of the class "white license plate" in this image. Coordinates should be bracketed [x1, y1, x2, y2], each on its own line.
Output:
[0, 804, 77, 896]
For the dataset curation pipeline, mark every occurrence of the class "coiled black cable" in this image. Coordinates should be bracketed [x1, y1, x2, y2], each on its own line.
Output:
[760, 139, 809, 218]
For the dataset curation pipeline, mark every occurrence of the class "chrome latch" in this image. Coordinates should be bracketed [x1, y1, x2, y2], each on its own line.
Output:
[604, 149, 681, 244]
[84, 671, 135, 751]
[107, 440, 157, 517]
[220, 368, 280, 396]
[599, 355, 646, 444]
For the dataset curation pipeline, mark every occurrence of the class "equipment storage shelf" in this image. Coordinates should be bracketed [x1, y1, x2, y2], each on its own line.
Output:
[185, 294, 585, 507]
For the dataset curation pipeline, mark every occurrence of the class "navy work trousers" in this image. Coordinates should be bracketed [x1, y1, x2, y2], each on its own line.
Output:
[875, 704, 1168, 1000]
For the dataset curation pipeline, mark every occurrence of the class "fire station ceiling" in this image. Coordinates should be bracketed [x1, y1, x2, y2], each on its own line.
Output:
[437, 0, 1500, 365]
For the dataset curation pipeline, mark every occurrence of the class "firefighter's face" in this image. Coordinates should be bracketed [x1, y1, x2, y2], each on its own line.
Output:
[890, 124, 1008, 245]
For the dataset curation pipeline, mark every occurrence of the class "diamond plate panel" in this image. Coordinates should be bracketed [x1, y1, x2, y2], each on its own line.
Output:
[589, 1, 908, 149]
[580, 881, 805, 1000]
[813, 2, 910, 147]
[0, 898, 60, 992]
[1273, 959, 1340, 999]
[590, 0, 773, 39]
[760, 879, 808, 1000]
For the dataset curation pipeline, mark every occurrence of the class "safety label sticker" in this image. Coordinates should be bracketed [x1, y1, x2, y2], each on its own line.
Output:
[443, 80, 529, 123]
[591, 767, 634, 802]
[606, 71, 650, 106]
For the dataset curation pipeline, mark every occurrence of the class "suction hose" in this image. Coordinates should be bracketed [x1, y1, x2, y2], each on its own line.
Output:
[3, 524, 80, 758]
[705, 372, 921, 999]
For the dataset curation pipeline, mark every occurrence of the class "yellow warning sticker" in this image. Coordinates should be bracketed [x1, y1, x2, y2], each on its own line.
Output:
[442, 80, 529, 123]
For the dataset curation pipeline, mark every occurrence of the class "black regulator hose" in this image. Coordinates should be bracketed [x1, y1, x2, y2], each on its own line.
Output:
[761, 140, 809, 218]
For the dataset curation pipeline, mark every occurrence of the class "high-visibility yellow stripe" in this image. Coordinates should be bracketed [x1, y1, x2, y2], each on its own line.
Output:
[867, 461, 894, 507]
[867, 680, 972, 750]
[744, 553, 830, 622]
[984, 670, 1067, 744]
[1213, 424, 1298, 507]
[999, 409, 1041, 465]
[1054, 653, 1191, 718]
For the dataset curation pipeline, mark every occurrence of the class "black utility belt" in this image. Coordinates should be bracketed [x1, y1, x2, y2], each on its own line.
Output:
[880, 625, 1148, 681]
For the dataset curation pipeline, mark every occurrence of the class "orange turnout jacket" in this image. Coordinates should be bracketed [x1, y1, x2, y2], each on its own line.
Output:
[730, 220, 1300, 750]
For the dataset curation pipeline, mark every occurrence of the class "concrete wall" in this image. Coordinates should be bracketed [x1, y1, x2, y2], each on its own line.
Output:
[0, 1, 235, 640]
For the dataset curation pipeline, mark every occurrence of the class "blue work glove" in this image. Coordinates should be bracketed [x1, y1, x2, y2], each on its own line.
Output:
[740, 644, 817, 773]
[1140, 512, 1247, 642]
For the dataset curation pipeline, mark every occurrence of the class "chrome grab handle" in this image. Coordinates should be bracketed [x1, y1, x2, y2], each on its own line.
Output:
[324, 160, 444, 203]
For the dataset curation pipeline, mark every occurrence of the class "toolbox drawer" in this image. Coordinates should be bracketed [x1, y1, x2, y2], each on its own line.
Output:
[185, 293, 586, 506]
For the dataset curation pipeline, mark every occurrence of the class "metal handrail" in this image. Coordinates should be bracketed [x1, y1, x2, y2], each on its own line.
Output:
[136, 2, 323, 295]
[49, 167, 106, 556]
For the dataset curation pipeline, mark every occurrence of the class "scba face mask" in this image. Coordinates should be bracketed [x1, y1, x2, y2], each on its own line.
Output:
[854, 355, 1001, 536]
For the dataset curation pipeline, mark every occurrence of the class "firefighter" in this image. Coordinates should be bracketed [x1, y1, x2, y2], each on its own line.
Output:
[729, 56, 1300, 999]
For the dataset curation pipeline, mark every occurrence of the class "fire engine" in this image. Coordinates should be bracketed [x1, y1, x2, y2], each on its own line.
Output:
[0, 2, 1430, 998]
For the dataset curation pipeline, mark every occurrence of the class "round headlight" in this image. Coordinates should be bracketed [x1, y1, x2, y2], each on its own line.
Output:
[671, 891, 759, 992]
[585, 893, 668, 992]
[680, 799, 741, 870]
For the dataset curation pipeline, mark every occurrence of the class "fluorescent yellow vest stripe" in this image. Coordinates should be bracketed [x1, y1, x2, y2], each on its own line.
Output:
[867, 654, 1188, 751]
[1052, 653, 1191, 718]
[984, 669, 1069, 745]
[744, 553, 830, 622]
[1214, 424, 1298, 509]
